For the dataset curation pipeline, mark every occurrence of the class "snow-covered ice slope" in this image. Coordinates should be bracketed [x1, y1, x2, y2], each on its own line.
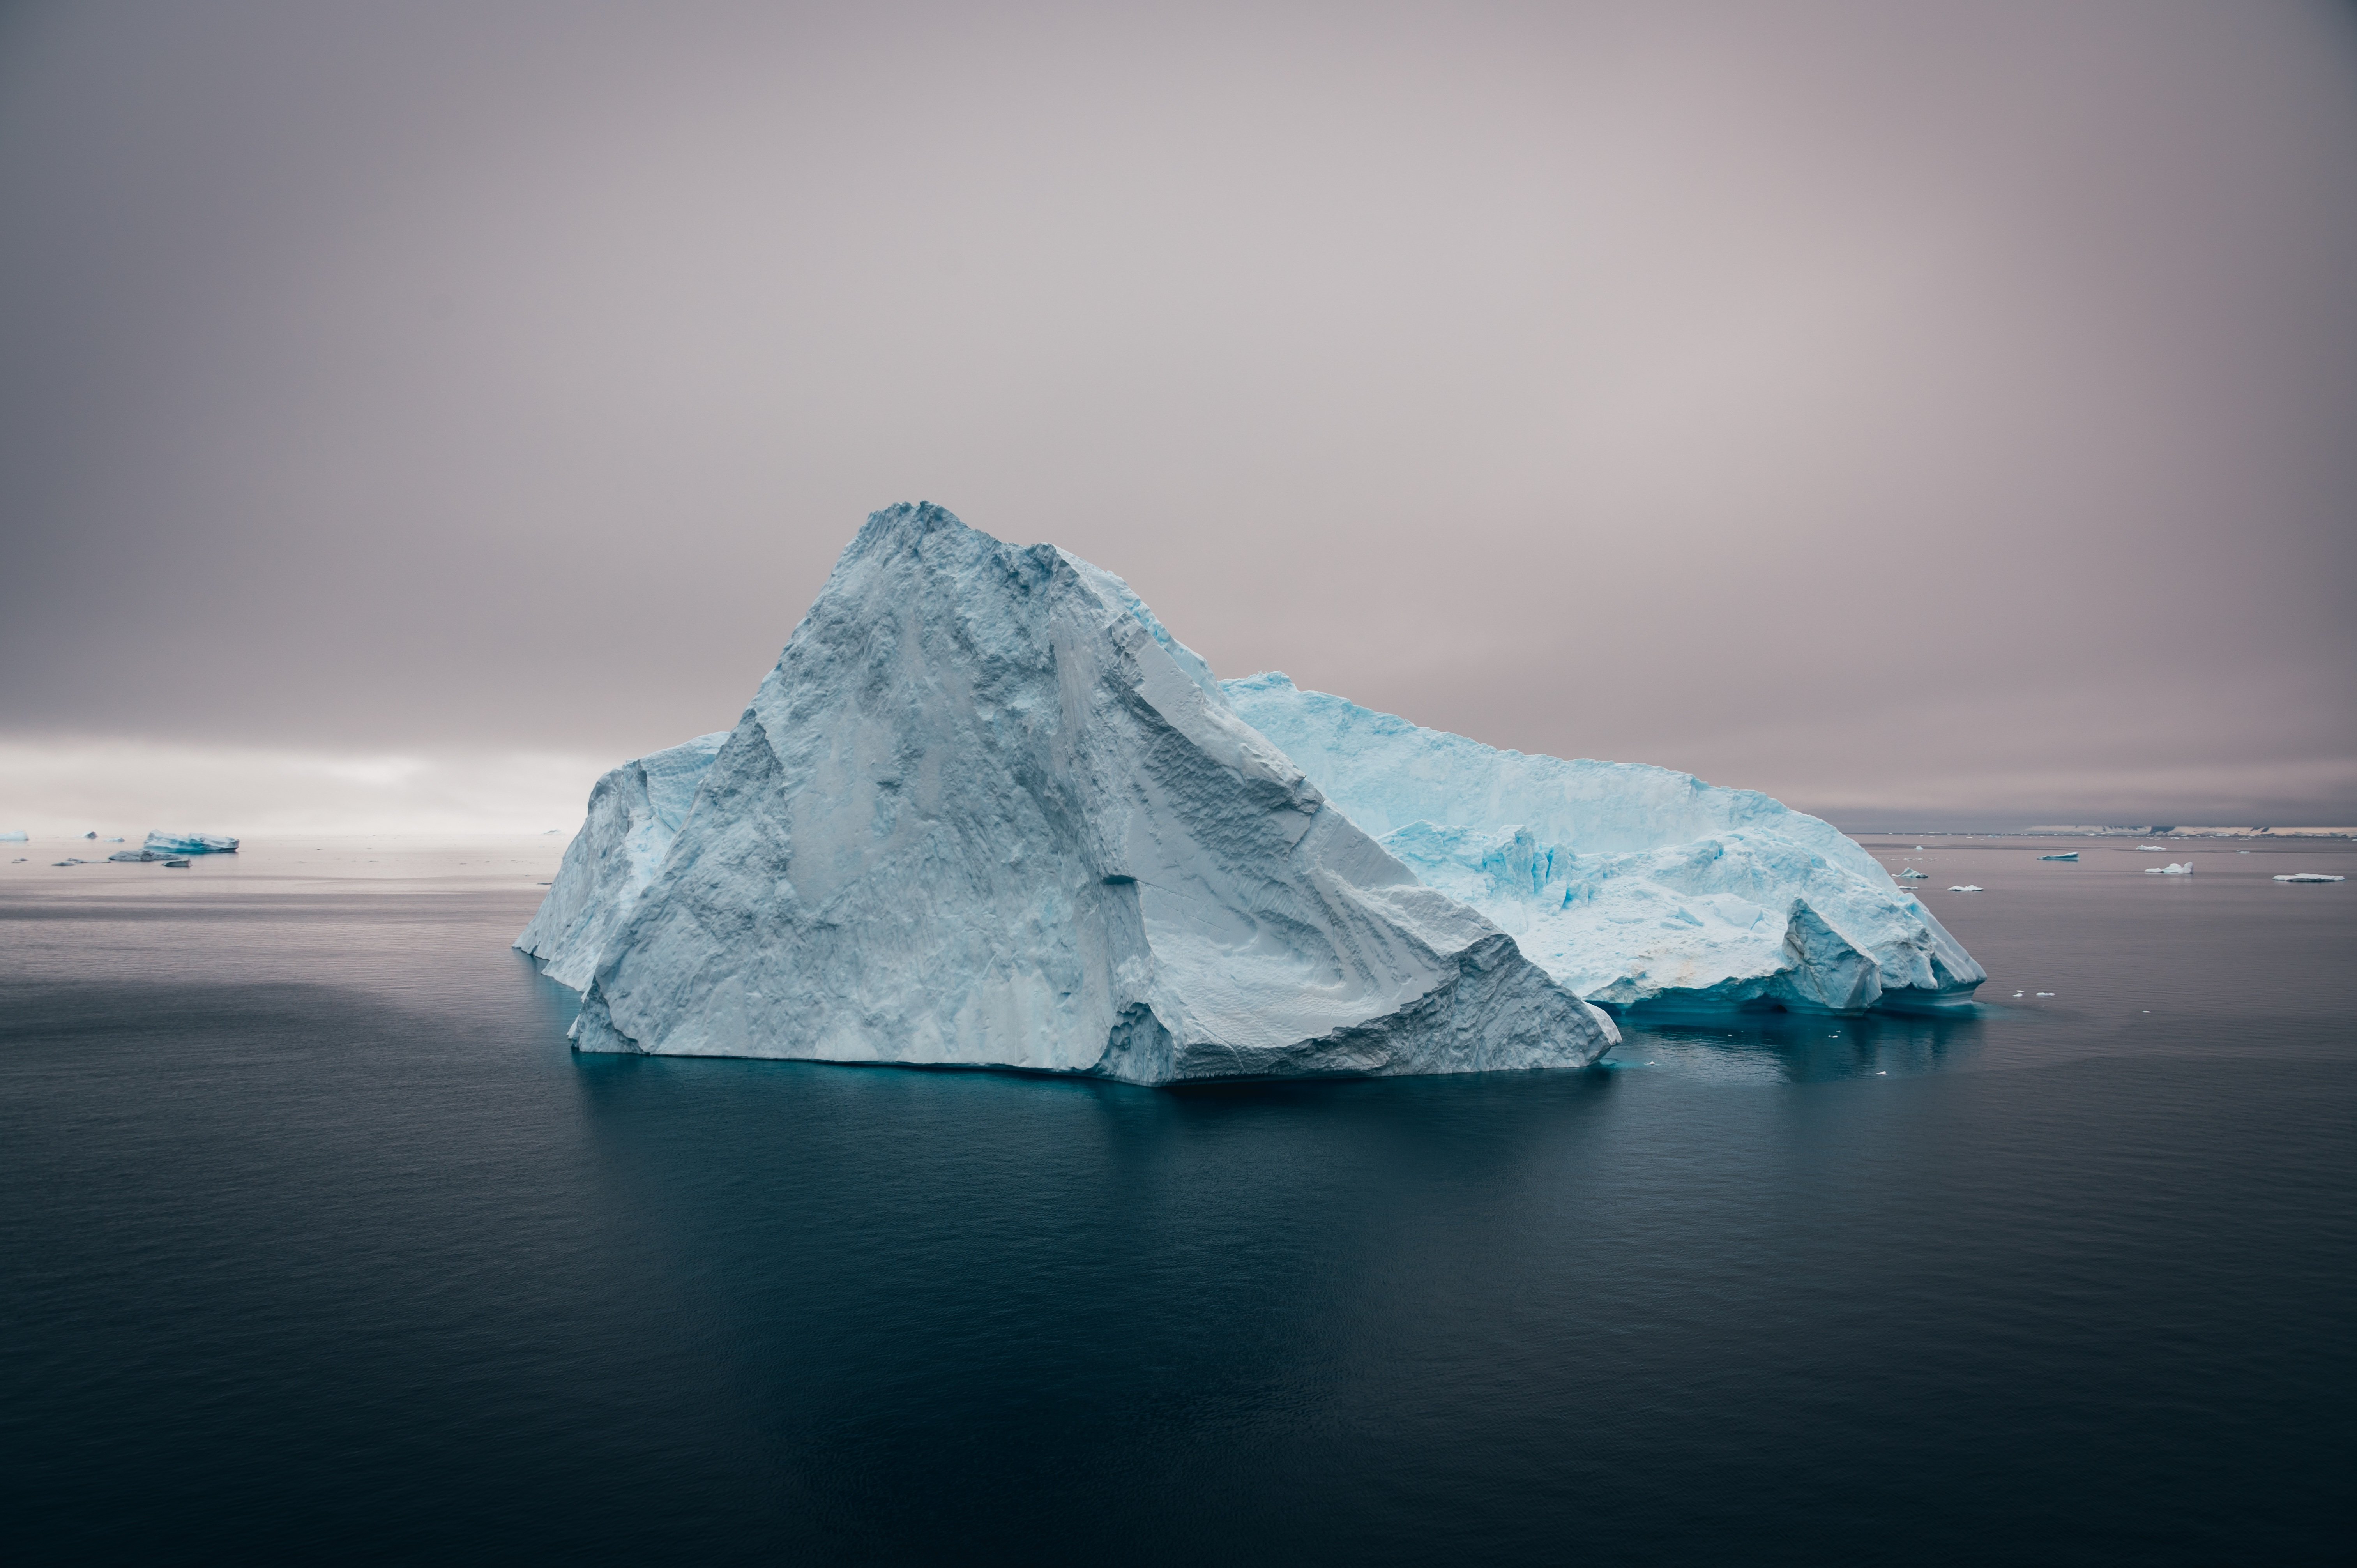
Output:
[1223, 674, 1984, 1015]
[557, 505, 1617, 1083]
[517, 731, 731, 988]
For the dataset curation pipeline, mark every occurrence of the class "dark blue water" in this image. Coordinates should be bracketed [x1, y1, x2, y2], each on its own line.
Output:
[5, 836, 2353, 1563]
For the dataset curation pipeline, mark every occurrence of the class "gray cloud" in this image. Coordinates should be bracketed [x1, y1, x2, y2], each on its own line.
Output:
[3, 0, 2353, 830]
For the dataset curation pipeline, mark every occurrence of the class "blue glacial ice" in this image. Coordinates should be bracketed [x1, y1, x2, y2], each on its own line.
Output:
[0, 830, 25, 842]
[530, 505, 1617, 1084]
[143, 832, 239, 855]
[1222, 674, 1984, 1015]
[516, 731, 731, 988]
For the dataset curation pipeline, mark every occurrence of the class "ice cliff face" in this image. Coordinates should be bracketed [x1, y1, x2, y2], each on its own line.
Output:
[552, 505, 1618, 1083]
[1222, 674, 1984, 1015]
[516, 731, 731, 988]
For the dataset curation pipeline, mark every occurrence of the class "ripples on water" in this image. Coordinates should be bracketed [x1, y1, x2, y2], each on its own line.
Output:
[3, 836, 2351, 1563]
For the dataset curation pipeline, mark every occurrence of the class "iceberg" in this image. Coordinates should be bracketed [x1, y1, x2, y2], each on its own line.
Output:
[107, 849, 165, 862]
[2273, 872, 2343, 883]
[2145, 862, 2193, 876]
[1223, 675, 1984, 1015]
[516, 731, 731, 989]
[144, 831, 238, 855]
[534, 505, 1617, 1084]
[1947, 885, 1983, 893]
[2037, 852, 2078, 861]
[0, 831, 24, 842]
[1897, 867, 1928, 879]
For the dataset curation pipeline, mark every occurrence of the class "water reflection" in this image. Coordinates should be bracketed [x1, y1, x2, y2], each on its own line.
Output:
[1608, 1006, 1988, 1084]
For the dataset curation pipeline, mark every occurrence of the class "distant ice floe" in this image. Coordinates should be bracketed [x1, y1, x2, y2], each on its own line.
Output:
[1898, 868, 1928, 879]
[1948, 885, 1984, 892]
[2137, 844, 2166, 851]
[2274, 872, 2345, 884]
[143, 831, 238, 855]
[2037, 852, 2078, 861]
[0, 830, 25, 842]
[2144, 862, 2194, 875]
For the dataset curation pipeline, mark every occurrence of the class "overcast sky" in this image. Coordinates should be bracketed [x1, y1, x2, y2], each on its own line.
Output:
[3, 0, 2353, 834]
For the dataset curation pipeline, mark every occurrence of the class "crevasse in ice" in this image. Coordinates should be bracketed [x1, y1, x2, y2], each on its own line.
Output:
[526, 505, 1617, 1083]
[1220, 674, 1984, 1014]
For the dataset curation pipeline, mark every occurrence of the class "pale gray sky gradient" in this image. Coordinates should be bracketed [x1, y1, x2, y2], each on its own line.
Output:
[3, 0, 2353, 832]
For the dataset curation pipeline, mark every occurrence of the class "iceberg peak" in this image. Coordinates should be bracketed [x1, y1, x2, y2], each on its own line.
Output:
[530, 505, 1617, 1083]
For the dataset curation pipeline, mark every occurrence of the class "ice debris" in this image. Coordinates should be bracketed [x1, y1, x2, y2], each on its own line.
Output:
[1225, 674, 1985, 1016]
[528, 504, 1617, 1084]
[143, 831, 238, 855]
[1897, 867, 1928, 879]
[1948, 885, 1983, 892]
[2274, 872, 2345, 883]
[2144, 863, 2193, 876]
[2137, 844, 2165, 851]
[2037, 852, 2078, 861]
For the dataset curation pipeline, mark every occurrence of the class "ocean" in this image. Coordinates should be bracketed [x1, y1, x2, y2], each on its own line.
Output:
[4, 834, 2351, 1563]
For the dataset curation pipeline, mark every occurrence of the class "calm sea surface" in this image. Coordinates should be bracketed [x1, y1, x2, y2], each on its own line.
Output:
[4, 835, 2352, 1563]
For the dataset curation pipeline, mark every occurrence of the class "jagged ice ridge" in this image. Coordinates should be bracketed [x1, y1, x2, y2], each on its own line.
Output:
[527, 505, 1618, 1084]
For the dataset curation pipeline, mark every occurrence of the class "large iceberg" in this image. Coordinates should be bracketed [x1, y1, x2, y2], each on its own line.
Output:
[517, 731, 730, 988]
[536, 505, 1618, 1084]
[1222, 675, 1984, 1015]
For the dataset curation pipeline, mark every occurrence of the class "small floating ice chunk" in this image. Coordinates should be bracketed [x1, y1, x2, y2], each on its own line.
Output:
[2273, 872, 2345, 883]
[1898, 868, 1928, 879]
[0, 830, 25, 842]
[1948, 885, 1983, 892]
[2144, 863, 2193, 875]
[162, 858, 191, 869]
[2036, 991, 2055, 996]
[2137, 844, 2165, 851]
[2037, 852, 2078, 861]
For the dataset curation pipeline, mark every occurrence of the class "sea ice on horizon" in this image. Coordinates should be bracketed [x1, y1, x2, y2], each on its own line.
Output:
[143, 832, 238, 855]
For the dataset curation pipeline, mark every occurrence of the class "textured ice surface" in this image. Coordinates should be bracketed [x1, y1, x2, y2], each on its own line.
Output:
[515, 732, 730, 988]
[1223, 674, 1984, 1015]
[144, 832, 238, 855]
[542, 505, 1616, 1083]
[2145, 862, 2193, 875]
